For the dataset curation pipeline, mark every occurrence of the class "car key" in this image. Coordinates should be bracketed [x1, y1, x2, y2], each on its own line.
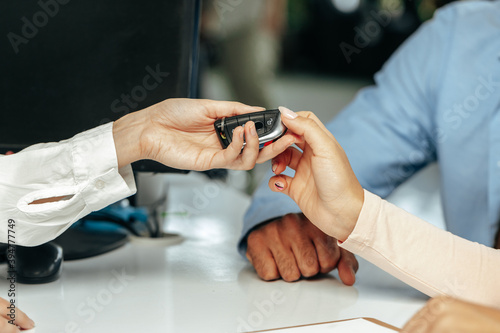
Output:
[214, 109, 287, 149]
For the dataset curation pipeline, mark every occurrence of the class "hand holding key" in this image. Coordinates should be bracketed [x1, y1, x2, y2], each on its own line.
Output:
[113, 99, 296, 171]
[268, 107, 364, 242]
[214, 109, 287, 149]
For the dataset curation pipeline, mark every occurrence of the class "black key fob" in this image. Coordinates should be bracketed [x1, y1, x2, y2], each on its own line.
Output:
[214, 109, 287, 149]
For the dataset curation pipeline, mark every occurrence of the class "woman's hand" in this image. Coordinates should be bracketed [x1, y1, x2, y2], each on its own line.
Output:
[0, 297, 34, 332]
[268, 107, 364, 242]
[113, 99, 296, 171]
[402, 296, 500, 333]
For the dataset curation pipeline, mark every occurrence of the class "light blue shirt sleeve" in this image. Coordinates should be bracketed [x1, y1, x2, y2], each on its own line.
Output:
[238, 5, 457, 257]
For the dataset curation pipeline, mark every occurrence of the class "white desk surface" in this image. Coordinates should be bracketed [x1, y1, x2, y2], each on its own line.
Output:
[2, 173, 430, 333]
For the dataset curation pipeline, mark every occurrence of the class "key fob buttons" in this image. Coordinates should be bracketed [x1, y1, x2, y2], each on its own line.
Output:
[214, 109, 287, 149]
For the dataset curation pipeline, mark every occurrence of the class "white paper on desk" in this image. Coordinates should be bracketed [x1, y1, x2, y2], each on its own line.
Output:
[261, 318, 395, 333]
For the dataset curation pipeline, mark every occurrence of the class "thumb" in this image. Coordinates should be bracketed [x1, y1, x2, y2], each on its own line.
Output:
[268, 174, 294, 197]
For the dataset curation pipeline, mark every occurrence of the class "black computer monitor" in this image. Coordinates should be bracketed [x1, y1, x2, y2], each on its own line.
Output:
[0, 0, 200, 172]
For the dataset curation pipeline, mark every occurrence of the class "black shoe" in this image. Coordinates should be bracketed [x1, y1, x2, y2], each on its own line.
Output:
[0, 243, 7, 264]
[14, 242, 63, 284]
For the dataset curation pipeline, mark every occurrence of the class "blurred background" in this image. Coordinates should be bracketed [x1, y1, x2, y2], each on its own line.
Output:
[198, 0, 451, 193]
[0, 0, 451, 285]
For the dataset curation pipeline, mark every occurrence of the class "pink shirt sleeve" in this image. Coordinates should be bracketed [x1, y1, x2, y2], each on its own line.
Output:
[340, 190, 500, 309]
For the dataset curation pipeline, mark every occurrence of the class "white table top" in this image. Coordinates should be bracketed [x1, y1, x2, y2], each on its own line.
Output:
[3, 173, 429, 333]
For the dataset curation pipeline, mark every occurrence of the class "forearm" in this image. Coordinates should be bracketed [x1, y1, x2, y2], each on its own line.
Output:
[112, 110, 149, 168]
[16, 111, 141, 205]
[341, 190, 500, 309]
[0, 123, 136, 246]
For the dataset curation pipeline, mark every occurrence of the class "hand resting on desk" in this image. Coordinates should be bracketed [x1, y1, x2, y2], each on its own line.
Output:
[246, 213, 359, 284]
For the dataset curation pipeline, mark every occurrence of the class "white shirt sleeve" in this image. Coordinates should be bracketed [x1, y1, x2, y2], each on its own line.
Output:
[0, 123, 137, 246]
[340, 190, 500, 309]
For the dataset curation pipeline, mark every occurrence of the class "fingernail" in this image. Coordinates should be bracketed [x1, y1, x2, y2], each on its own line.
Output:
[274, 181, 284, 190]
[249, 122, 257, 137]
[239, 127, 244, 140]
[272, 163, 277, 173]
[279, 106, 298, 119]
[28, 318, 35, 328]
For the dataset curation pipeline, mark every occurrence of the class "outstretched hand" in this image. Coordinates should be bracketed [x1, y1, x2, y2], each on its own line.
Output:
[113, 99, 296, 171]
[268, 107, 364, 242]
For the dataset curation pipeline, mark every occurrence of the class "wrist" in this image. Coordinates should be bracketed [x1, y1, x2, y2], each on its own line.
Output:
[113, 110, 149, 168]
[336, 186, 365, 242]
